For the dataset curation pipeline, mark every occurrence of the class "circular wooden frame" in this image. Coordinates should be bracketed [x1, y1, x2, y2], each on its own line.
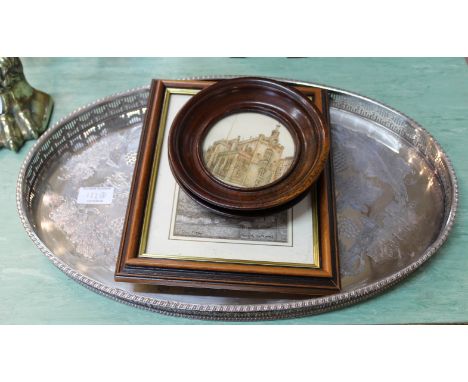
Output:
[168, 77, 329, 215]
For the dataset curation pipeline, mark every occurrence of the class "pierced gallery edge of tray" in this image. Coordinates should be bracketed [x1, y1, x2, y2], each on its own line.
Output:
[16, 77, 458, 321]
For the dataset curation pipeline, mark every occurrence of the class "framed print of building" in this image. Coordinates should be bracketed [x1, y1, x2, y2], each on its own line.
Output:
[202, 113, 295, 188]
[115, 79, 340, 296]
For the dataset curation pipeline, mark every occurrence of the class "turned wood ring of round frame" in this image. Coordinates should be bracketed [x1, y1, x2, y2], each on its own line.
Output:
[168, 77, 330, 215]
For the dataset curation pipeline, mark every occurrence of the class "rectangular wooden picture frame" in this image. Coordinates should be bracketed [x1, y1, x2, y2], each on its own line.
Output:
[115, 79, 340, 296]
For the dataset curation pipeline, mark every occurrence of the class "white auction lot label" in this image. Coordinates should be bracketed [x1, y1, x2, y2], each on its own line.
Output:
[77, 187, 114, 205]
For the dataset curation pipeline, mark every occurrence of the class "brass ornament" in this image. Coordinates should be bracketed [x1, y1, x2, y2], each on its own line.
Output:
[0, 57, 53, 151]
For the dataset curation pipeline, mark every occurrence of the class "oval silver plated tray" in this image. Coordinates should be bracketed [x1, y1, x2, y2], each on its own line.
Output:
[16, 77, 458, 321]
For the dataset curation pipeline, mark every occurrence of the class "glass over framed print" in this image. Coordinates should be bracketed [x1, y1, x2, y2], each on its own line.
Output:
[115, 79, 340, 296]
[202, 112, 296, 189]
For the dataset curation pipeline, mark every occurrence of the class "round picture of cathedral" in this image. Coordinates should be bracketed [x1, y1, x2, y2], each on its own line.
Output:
[202, 112, 296, 188]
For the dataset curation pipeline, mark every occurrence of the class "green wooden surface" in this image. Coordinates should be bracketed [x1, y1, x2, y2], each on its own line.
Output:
[0, 58, 466, 324]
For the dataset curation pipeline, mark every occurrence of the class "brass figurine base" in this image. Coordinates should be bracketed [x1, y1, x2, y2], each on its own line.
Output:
[0, 57, 53, 151]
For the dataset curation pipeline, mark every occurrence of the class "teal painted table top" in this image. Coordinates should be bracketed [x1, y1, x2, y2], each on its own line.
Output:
[1, 58, 466, 324]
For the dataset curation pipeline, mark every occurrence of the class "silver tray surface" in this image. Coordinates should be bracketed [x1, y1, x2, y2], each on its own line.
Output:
[16, 78, 458, 321]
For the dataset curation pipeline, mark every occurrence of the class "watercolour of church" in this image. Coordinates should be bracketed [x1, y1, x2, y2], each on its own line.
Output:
[203, 125, 294, 188]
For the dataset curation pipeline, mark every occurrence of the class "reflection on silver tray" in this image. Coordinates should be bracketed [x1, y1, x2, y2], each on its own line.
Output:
[16, 78, 458, 321]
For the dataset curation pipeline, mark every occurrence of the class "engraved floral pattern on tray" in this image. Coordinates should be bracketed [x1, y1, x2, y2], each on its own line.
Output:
[42, 123, 142, 270]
